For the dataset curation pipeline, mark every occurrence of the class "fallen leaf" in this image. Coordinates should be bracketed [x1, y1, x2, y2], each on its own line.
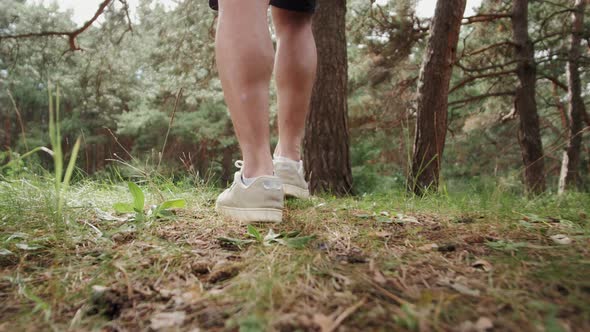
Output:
[313, 314, 333, 332]
[395, 214, 420, 224]
[174, 288, 201, 305]
[458, 317, 493, 332]
[150, 311, 186, 330]
[475, 317, 493, 331]
[94, 207, 128, 222]
[418, 243, 439, 251]
[0, 248, 14, 256]
[15, 243, 42, 251]
[6, 233, 28, 242]
[263, 229, 281, 246]
[472, 259, 493, 272]
[91, 285, 109, 295]
[550, 234, 572, 245]
[438, 278, 480, 297]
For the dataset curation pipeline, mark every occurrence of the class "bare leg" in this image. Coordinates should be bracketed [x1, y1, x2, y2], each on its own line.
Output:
[216, 0, 274, 178]
[271, 7, 317, 161]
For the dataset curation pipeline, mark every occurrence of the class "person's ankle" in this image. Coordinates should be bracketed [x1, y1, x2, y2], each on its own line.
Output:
[274, 155, 300, 164]
[273, 148, 301, 162]
[241, 163, 274, 178]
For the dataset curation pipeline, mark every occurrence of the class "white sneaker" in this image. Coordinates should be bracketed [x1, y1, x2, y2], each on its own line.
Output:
[273, 157, 310, 199]
[215, 161, 284, 223]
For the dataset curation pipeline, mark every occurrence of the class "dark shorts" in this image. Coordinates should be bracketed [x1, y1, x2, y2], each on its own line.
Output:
[209, 0, 316, 13]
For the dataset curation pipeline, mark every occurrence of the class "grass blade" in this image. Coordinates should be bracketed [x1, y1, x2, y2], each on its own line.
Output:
[247, 224, 263, 242]
[159, 199, 186, 210]
[62, 137, 81, 189]
[127, 182, 145, 213]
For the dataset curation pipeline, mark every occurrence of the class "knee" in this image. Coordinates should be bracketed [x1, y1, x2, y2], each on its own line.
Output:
[273, 11, 313, 41]
[258, 47, 275, 78]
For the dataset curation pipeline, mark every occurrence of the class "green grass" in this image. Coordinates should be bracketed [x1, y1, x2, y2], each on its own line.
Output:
[0, 173, 589, 331]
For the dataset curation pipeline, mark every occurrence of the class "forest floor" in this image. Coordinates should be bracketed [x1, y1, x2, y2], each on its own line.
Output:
[1, 177, 589, 332]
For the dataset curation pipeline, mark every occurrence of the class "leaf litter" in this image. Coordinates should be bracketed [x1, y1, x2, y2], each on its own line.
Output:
[1, 185, 590, 331]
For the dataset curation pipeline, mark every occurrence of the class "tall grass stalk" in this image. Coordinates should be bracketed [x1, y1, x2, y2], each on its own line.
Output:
[48, 86, 81, 223]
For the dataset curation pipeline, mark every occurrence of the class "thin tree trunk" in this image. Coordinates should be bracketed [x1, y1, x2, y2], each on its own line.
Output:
[2, 116, 10, 150]
[304, 0, 352, 195]
[558, 0, 586, 195]
[409, 0, 466, 195]
[512, 0, 546, 194]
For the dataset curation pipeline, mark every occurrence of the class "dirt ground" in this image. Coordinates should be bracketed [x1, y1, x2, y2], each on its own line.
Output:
[1, 186, 589, 331]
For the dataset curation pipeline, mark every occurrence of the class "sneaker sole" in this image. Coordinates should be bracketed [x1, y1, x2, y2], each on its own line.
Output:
[215, 205, 283, 224]
[283, 184, 310, 199]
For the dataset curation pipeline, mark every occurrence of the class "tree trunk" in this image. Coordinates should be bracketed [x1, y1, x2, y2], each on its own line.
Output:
[304, 0, 352, 195]
[409, 0, 466, 195]
[558, 0, 586, 195]
[512, 0, 546, 194]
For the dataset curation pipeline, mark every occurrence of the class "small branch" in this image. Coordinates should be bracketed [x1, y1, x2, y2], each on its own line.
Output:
[158, 88, 184, 170]
[462, 13, 512, 25]
[449, 91, 515, 106]
[455, 59, 518, 73]
[541, 75, 567, 91]
[450, 69, 515, 93]
[0, 0, 113, 51]
[119, 0, 133, 33]
[584, 108, 590, 127]
[461, 41, 515, 58]
[533, 31, 567, 44]
[7, 89, 29, 152]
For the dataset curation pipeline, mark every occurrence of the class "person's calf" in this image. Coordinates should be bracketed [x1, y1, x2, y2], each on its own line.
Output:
[215, 0, 275, 179]
[272, 7, 316, 163]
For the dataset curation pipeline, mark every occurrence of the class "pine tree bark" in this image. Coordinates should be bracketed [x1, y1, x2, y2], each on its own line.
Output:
[304, 0, 352, 195]
[512, 0, 546, 194]
[558, 0, 586, 195]
[409, 0, 466, 195]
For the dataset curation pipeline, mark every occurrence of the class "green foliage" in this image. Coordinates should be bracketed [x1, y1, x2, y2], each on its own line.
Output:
[350, 135, 405, 194]
[1, 86, 82, 222]
[113, 181, 186, 222]
[246, 224, 263, 242]
[0, 168, 589, 330]
[1, 0, 589, 194]
[238, 315, 266, 332]
[115, 108, 169, 151]
[0, 150, 26, 177]
[173, 102, 233, 146]
[9, 275, 52, 322]
[393, 304, 419, 331]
